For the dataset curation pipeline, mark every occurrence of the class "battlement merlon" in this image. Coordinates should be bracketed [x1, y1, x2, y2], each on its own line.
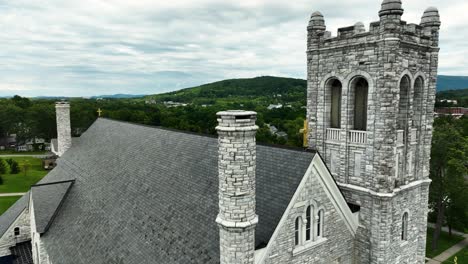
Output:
[307, 4, 440, 52]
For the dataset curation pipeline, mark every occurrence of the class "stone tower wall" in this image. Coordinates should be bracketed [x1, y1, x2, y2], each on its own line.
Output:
[216, 110, 258, 264]
[55, 102, 71, 156]
[306, 1, 440, 263]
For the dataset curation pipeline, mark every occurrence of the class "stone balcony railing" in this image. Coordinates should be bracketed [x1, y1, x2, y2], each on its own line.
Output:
[348, 130, 367, 144]
[326, 128, 368, 144]
[326, 128, 341, 141]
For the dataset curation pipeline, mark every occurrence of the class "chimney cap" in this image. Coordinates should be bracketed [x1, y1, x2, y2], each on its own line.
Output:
[217, 110, 256, 117]
[55, 100, 70, 106]
[216, 110, 258, 131]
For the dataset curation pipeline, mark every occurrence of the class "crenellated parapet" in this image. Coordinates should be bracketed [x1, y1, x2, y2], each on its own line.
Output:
[307, 2, 440, 52]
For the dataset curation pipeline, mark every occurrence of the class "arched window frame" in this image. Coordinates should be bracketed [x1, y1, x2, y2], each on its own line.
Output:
[349, 76, 369, 131]
[325, 78, 343, 129]
[14, 227, 20, 236]
[401, 212, 409, 241]
[316, 208, 325, 239]
[398, 75, 412, 131]
[305, 205, 313, 242]
[412, 76, 425, 128]
[295, 216, 302, 246]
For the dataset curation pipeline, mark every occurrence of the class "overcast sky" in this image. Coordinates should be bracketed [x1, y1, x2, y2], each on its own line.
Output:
[0, 0, 466, 97]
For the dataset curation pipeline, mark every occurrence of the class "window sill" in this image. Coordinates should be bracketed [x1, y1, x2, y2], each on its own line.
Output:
[292, 237, 328, 256]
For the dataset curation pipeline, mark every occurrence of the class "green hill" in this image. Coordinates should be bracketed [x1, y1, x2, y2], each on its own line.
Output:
[146, 75, 467, 105]
[146, 76, 307, 106]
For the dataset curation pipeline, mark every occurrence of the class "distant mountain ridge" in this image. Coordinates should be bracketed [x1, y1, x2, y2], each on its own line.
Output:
[436, 75, 468, 91]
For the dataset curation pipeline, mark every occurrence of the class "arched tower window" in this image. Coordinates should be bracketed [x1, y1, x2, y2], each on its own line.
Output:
[306, 206, 312, 241]
[351, 78, 369, 131]
[295, 217, 302, 246]
[14, 227, 20, 236]
[401, 212, 409, 240]
[413, 77, 424, 128]
[398, 76, 411, 130]
[327, 79, 342, 128]
[317, 209, 324, 237]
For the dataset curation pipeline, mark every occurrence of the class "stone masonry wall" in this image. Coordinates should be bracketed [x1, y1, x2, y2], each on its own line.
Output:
[262, 165, 354, 264]
[0, 207, 31, 257]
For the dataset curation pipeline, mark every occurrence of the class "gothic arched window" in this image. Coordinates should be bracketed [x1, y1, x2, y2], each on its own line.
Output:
[295, 217, 302, 246]
[306, 206, 312, 241]
[413, 77, 424, 128]
[351, 77, 369, 131]
[14, 227, 20, 236]
[398, 75, 411, 130]
[317, 209, 324, 237]
[401, 212, 408, 240]
[328, 79, 342, 128]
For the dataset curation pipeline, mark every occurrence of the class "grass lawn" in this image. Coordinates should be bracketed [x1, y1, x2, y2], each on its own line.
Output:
[442, 246, 468, 264]
[427, 227, 465, 258]
[0, 157, 48, 193]
[0, 196, 22, 215]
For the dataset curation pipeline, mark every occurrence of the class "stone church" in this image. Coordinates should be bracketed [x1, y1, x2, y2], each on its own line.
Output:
[0, 1, 440, 263]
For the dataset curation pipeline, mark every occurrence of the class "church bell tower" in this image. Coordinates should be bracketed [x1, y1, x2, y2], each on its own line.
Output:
[307, 0, 440, 263]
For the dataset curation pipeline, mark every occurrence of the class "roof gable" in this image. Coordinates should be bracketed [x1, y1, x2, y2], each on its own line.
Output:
[256, 153, 358, 263]
[0, 193, 29, 237]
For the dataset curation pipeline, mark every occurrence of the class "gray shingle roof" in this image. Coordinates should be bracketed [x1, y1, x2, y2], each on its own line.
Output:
[31, 181, 74, 234]
[36, 118, 314, 264]
[0, 193, 29, 237]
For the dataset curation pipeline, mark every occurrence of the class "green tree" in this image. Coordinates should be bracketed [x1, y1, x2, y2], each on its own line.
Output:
[10, 160, 20, 174]
[429, 117, 468, 250]
[0, 158, 7, 175]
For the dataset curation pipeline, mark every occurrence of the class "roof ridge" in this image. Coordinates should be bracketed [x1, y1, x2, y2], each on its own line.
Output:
[97, 117, 315, 153]
[32, 179, 75, 188]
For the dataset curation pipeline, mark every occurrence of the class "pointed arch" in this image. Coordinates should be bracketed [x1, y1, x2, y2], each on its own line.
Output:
[412, 76, 425, 128]
[398, 75, 412, 130]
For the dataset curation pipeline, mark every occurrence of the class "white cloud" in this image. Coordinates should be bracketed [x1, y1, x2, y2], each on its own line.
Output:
[0, 0, 466, 96]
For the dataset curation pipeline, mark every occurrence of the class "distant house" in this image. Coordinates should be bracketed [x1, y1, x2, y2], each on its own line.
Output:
[267, 104, 283, 110]
[163, 101, 188, 107]
[268, 125, 278, 134]
[0, 135, 16, 150]
[435, 107, 468, 118]
[439, 99, 458, 105]
[276, 131, 288, 139]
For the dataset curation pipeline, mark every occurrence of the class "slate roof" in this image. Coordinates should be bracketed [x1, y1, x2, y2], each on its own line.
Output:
[31, 180, 74, 234]
[0, 193, 29, 237]
[33, 118, 315, 264]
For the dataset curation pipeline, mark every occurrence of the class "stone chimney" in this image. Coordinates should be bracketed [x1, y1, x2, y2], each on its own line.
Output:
[55, 101, 71, 156]
[216, 110, 258, 264]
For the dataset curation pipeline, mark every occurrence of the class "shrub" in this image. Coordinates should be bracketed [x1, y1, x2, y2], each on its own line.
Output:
[10, 160, 20, 174]
[0, 159, 7, 175]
